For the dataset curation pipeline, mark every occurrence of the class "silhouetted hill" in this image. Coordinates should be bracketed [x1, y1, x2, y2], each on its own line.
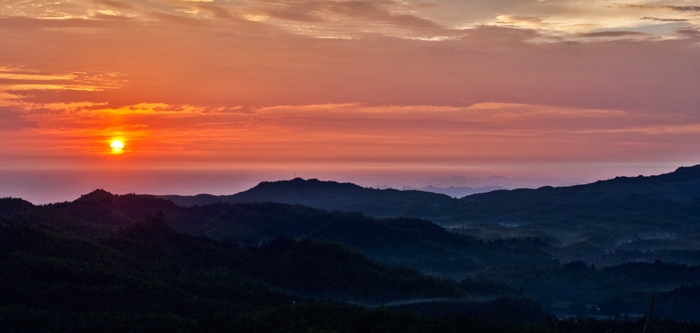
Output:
[402, 185, 504, 198]
[4, 206, 700, 325]
[2, 218, 510, 331]
[0, 193, 553, 277]
[160, 166, 700, 229]
[464, 164, 700, 206]
[458, 165, 700, 236]
[161, 178, 470, 224]
[446, 165, 700, 266]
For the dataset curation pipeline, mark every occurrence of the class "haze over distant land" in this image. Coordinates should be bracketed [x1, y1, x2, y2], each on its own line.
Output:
[403, 175, 588, 197]
[0, 164, 681, 204]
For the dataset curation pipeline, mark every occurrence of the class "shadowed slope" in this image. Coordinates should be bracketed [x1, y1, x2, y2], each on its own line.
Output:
[162, 178, 470, 224]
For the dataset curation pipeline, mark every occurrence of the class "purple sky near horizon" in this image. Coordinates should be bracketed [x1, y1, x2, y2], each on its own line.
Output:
[1, 0, 700, 202]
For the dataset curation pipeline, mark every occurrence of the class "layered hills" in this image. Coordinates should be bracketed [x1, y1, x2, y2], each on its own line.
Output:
[161, 165, 700, 263]
[0, 191, 553, 277]
[4, 165, 700, 328]
[162, 165, 700, 224]
[161, 178, 469, 224]
[1, 215, 534, 332]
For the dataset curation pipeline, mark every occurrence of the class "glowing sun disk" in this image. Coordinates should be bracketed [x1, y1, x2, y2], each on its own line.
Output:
[110, 140, 124, 153]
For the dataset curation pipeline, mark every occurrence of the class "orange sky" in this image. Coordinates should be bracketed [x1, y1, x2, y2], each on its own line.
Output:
[1, 0, 700, 200]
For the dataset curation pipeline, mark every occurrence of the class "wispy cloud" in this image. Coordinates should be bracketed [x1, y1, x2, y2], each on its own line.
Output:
[94, 0, 135, 10]
[575, 30, 647, 38]
[641, 17, 688, 22]
[676, 27, 700, 36]
[0, 107, 38, 131]
[661, 5, 700, 12]
[621, 4, 700, 12]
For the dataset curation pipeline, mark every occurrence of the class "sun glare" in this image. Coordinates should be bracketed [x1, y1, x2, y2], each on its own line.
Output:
[110, 140, 124, 154]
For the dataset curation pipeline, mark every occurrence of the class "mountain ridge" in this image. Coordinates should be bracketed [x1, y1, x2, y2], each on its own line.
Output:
[160, 165, 700, 226]
[161, 177, 467, 224]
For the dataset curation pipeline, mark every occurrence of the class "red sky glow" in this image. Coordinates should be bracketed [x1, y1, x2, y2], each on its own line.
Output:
[1, 0, 700, 202]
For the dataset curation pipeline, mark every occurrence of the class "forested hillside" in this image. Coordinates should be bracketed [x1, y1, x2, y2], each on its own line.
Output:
[0, 192, 553, 277]
[162, 177, 469, 224]
[5, 165, 700, 328]
[158, 166, 700, 264]
[4, 210, 700, 331]
[0, 213, 548, 332]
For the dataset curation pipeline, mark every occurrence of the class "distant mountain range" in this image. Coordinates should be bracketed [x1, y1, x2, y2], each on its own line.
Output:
[160, 178, 470, 225]
[159, 165, 700, 263]
[401, 185, 504, 198]
[161, 165, 700, 225]
[459, 164, 700, 253]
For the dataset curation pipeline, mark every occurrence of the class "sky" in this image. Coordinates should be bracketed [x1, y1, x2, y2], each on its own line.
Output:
[1, 0, 700, 203]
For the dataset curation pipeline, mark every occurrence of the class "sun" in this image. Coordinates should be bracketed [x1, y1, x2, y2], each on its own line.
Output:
[110, 140, 124, 154]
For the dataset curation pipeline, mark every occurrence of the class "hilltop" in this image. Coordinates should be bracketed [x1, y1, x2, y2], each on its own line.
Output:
[158, 165, 700, 263]
[161, 178, 470, 224]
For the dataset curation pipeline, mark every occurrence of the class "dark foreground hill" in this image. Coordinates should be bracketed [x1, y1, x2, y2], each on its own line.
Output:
[5, 190, 700, 324]
[1, 217, 555, 332]
[0, 191, 553, 277]
[9, 217, 698, 333]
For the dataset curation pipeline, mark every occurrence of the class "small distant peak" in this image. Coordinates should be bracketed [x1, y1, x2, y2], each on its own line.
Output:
[261, 178, 332, 187]
[288, 177, 324, 183]
[290, 177, 316, 182]
[76, 189, 114, 203]
[82, 189, 113, 197]
[249, 178, 363, 194]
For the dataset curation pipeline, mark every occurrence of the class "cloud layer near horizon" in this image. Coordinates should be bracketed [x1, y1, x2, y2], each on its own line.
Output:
[1, 0, 700, 178]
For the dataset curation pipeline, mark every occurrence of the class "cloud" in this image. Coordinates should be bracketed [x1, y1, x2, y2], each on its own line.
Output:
[641, 17, 688, 22]
[0, 67, 125, 115]
[0, 16, 122, 31]
[198, 4, 234, 19]
[575, 30, 647, 38]
[94, 0, 135, 10]
[677, 27, 700, 36]
[3, 0, 698, 39]
[257, 0, 445, 36]
[2, 15, 700, 114]
[661, 6, 700, 12]
[266, 8, 323, 22]
[0, 107, 38, 130]
[3, 0, 700, 174]
[495, 15, 545, 25]
[623, 4, 700, 12]
[322, 1, 441, 28]
[147, 10, 207, 25]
